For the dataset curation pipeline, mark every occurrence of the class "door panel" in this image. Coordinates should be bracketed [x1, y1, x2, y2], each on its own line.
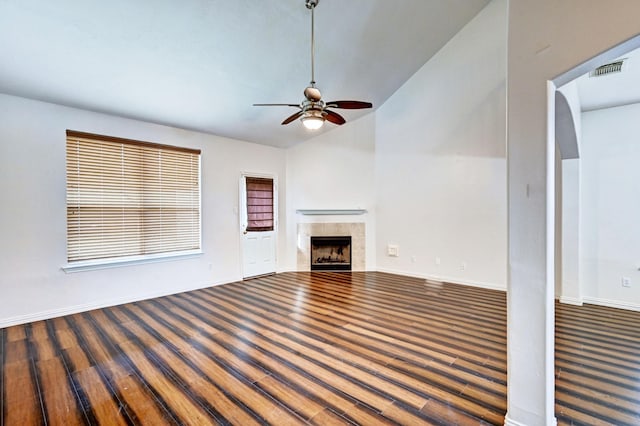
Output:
[240, 175, 277, 278]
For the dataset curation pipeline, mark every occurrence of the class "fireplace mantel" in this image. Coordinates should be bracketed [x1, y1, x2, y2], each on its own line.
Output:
[296, 209, 367, 215]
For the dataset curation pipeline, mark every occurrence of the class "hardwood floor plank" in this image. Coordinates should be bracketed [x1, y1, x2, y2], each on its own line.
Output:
[73, 366, 129, 425]
[3, 361, 44, 426]
[254, 375, 325, 421]
[37, 357, 85, 426]
[5, 327, 25, 343]
[379, 401, 438, 426]
[421, 397, 496, 426]
[308, 408, 354, 425]
[3, 340, 27, 365]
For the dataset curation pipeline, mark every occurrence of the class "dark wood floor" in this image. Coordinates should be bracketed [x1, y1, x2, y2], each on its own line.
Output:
[1, 272, 639, 425]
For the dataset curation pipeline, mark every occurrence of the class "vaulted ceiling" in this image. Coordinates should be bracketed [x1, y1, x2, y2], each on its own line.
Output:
[0, 0, 491, 148]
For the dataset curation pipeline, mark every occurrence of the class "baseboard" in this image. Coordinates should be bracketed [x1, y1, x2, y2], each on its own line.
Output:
[375, 267, 506, 292]
[0, 276, 238, 328]
[504, 414, 556, 426]
[582, 296, 640, 312]
[504, 415, 526, 426]
[558, 295, 583, 306]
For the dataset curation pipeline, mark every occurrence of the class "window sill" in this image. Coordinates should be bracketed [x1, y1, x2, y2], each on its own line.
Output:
[296, 209, 367, 215]
[62, 250, 203, 273]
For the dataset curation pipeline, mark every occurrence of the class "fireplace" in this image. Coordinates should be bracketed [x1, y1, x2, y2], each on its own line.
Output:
[310, 236, 352, 271]
[297, 223, 364, 271]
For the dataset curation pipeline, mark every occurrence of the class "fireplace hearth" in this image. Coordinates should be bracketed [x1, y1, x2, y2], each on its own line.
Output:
[310, 236, 352, 271]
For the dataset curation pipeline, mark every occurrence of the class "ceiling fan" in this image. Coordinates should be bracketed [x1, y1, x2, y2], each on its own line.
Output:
[253, 0, 372, 130]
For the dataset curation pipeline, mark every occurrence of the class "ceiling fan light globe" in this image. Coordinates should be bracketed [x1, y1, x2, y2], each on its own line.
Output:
[301, 115, 324, 130]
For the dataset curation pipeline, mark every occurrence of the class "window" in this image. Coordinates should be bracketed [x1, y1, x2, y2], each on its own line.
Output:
[245, 177, 274, 231]
[66, 130, 201, 264]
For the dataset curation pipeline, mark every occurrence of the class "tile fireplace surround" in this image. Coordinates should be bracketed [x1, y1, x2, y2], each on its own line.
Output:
[297, 223, 365, 271]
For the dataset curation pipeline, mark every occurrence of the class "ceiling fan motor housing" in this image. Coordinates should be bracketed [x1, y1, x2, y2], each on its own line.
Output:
[304, 86, 322, 102]
[305, 0, 319, 10]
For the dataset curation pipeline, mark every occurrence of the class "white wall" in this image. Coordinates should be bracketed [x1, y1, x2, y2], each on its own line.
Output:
[561, 158, 582, 304]
[557, 81, 583, 304]
[374, 0, 507, 289]
[507, 0, 640, 424]
[0, 93, 287, 327]
[558, 81, 583, 152]
[581, 103, 640, 310]
[284, 113, 376, 270]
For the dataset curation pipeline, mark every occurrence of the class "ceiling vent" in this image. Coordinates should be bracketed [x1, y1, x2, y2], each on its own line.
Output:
[589, 59, 625, 77]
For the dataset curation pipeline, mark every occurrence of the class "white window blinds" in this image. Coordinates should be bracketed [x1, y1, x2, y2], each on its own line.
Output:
[66, 131, 201, 263]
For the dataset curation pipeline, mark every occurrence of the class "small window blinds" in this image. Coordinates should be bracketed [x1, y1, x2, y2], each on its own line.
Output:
[245, 177, 274, 232]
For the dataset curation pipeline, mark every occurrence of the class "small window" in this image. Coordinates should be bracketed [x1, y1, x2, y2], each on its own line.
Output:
[245, 177, 274, 231]
[66, 130, 201, 263]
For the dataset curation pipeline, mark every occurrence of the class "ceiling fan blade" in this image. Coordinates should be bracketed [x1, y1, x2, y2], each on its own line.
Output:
[324, 109, 346, 125]
[282, 110, 305, 125]
[325, 100, 373, 109]
[253, 103, 300, 107]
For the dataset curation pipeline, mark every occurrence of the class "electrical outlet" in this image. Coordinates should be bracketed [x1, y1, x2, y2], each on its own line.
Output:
[622, 277, 631, 288]
[387, 244, 399, 257]
[461, 262, 467, 271]
[435, 257, 441, 265]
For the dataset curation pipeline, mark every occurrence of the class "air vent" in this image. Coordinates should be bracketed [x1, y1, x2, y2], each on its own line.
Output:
[589, 59, 625, 77]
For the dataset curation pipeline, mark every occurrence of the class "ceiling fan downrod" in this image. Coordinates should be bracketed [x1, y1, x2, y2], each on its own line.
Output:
[306, 0, 319, 88]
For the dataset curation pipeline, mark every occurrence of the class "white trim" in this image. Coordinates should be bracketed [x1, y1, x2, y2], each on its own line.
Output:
[504, 414, 556, 426]
[541, 80, 558, 425]
[62, 250, 203, 273]
[558, 295, 583, 306]
[0, 275, 238, 328]
[375, 267, 506, 292]
[296, 209, 367, 215]
[582, 296, 640, 312]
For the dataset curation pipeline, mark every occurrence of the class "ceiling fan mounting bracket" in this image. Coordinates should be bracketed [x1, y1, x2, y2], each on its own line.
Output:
[305, 0, 319, 10]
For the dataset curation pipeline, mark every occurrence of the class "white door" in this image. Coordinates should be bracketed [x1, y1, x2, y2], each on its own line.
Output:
[240, 174, 277, 278]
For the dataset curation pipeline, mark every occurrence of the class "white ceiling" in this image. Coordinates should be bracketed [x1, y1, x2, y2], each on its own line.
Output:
[0, 0, 490, 148]
[576, 47, 640, 112]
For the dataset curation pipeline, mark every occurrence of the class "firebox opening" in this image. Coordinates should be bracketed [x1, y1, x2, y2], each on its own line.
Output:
[310, 236, 352, 271]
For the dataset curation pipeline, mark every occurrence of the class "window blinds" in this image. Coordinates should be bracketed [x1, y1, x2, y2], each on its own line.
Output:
[245, 177, 274, 231]
[66, 131, 201, 263]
